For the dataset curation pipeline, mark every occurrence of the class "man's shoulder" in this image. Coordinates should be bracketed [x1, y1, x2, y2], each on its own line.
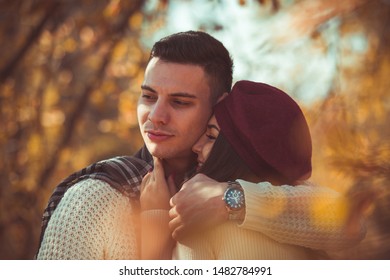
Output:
[62, 178, 132, 210]
[91, 155, 152, 198]
[64, 178, 121, 199]
[97, 155, 152, 177]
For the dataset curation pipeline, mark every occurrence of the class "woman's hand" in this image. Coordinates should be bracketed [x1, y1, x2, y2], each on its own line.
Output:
[140, 157, 177, 211]
[140, 157, 177, 259]
[169, 173, 228, 240]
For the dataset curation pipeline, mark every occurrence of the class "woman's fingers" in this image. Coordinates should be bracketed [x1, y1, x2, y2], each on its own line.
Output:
[168, 210, 185, 241]
[141, 171, 152, 192]
[152, 156, 165, 182]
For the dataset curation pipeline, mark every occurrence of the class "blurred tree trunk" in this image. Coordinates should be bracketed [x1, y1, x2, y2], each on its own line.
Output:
[0, 0, 146, 259]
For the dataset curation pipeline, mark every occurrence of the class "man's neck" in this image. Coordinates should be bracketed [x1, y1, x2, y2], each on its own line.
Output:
[163, 156, 196, 186]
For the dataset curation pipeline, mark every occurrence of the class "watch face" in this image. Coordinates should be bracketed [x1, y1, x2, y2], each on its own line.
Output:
[225, 188, 245, 211]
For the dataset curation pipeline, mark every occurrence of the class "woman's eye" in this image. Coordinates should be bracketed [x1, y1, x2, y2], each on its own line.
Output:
[206, 134, 216, 140]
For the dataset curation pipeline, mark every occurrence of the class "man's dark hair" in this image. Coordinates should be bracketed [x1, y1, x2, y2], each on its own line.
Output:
[150, 30, 234, 103]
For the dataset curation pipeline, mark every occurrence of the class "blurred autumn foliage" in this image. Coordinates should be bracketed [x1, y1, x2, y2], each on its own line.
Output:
[303, 0, 390, 259]
[0, 0, 389, 260]
[0, 0, 148, 259]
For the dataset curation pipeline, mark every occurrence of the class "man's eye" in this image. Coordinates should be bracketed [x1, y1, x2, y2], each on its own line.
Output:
[141, 94, 156, 101]
[173, 99, 191, 106]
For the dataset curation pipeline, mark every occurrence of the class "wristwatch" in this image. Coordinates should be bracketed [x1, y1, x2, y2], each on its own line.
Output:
[223, 181, 245, 222]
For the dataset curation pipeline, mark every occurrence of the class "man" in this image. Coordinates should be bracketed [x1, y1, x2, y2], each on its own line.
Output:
[36, 31, 365, 259]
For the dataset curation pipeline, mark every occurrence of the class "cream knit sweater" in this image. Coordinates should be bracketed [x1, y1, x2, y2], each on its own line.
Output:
[38, 178, 365, 259]
[237, 180, 364, 250]
[171, 180, 364, 259]
[173, 221, 315, 259]
[37, 179, 139, 259]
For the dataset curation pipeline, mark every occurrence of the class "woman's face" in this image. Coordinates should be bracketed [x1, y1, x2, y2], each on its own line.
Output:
[192, 115, 220, 171]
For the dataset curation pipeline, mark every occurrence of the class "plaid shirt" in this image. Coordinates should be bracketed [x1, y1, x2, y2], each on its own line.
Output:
[36, 146, 153, 257]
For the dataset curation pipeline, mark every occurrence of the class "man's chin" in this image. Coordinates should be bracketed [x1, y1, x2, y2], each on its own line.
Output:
[148, 149, 186, 161]
[145, 143, 193, 161]
[146, 147, 168, 159]
[150, 152, 165, 159]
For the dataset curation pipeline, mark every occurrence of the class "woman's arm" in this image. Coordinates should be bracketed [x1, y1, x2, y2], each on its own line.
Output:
[238, 179, 366, 251]
[169, 174, 366, 252]
[141, 209, 172, 259]
[140, 157, 176, 259]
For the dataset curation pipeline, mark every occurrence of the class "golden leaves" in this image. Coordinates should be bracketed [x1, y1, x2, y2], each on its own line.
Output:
[0, 0, 146, 259]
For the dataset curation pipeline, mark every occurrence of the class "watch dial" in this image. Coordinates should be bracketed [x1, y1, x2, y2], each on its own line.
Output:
[226, 188, 244, 210]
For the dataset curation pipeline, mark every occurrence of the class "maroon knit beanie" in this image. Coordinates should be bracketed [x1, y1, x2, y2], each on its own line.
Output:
[214, 80, 312, 184]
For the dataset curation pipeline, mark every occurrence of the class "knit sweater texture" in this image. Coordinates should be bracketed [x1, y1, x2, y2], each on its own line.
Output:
[38, 179, 365, 259]
[237, 180, 365, 251]
[165, 181, 365, 259]
[37, 179, 139, 259]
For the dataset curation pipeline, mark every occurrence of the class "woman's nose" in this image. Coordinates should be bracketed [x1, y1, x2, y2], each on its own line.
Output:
[192, 134, 207, 155]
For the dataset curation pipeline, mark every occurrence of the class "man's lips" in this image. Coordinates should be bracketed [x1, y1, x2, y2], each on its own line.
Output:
[146, 130, 173, 142]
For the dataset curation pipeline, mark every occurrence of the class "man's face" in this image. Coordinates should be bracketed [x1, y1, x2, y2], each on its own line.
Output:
[137, 57, 213, 162]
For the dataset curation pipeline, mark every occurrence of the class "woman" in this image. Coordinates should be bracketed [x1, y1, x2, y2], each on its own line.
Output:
[192, 80, 312, 185]
[140, 80, 363, 259]
[173, 80, 315, 259]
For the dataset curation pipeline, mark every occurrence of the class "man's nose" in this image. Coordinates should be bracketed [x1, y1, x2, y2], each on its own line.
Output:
[148, 100, 169, 125]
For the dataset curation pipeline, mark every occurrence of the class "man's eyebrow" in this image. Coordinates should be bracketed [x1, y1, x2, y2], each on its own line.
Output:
[170, 92, 197, 99]
[207, 124, 220, 132]
[141, 85, 197, 99]
[141, 85, 156, 93]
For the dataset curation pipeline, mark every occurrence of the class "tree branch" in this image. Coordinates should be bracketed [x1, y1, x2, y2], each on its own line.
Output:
[0, 2, 60, 84]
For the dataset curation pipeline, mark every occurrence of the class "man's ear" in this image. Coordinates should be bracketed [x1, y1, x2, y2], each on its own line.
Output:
[216, 92, 229, 104]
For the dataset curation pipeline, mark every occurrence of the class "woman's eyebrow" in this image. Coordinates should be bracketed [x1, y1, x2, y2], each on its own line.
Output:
[207, 124, 220, 132]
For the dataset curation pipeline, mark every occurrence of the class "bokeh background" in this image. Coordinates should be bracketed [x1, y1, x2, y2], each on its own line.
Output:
[0, 0, 389, 260]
